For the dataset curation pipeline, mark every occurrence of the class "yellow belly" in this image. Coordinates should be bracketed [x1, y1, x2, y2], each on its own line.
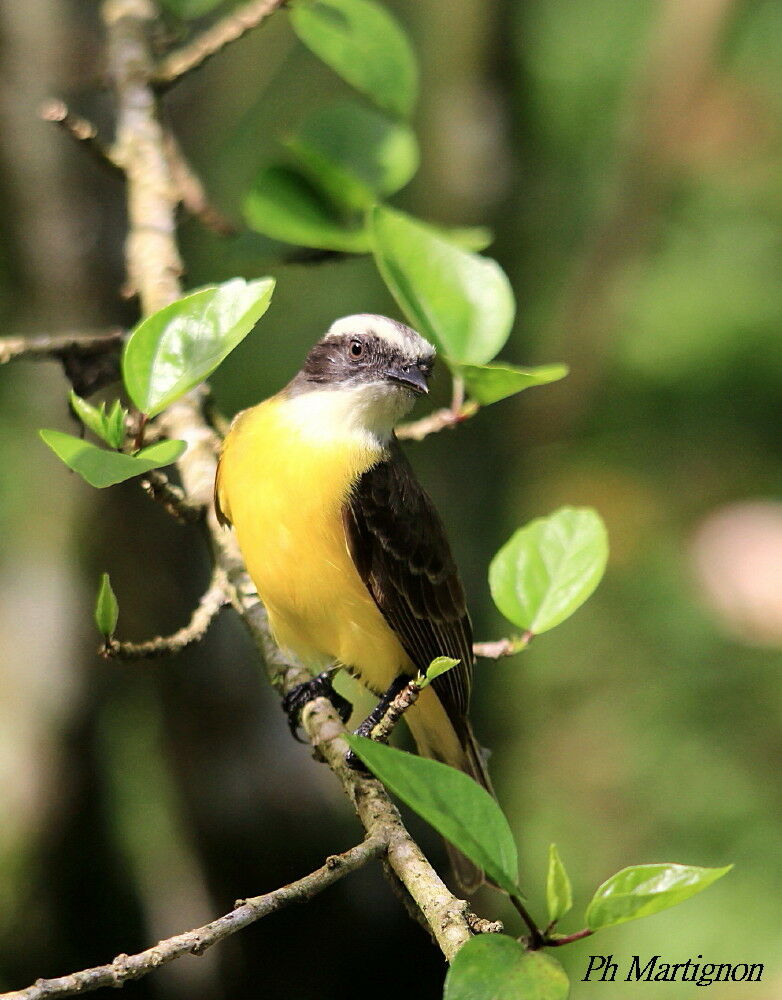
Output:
[216, 394, 411, 692]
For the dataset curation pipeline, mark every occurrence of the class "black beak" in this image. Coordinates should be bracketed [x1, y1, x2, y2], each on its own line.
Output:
[384, 362, 429, 395]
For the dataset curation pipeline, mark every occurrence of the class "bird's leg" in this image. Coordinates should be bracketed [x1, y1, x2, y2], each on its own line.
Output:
[345, 674, 410, 771]
[282, 666, 353, 743]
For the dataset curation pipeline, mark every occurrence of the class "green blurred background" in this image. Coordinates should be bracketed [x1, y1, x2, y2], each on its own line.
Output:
[1, 0, 782, 996]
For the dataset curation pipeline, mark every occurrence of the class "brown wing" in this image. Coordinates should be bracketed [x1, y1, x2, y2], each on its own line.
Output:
[342, 437, 473, 730]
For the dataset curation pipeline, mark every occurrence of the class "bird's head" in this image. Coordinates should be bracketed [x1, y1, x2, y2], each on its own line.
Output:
[288, 314, 436, 437]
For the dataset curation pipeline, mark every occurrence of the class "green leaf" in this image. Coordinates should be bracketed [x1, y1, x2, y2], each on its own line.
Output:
[287, 100, 418, 211]
[344, 734, 519, 894]
[419, 656, 459, 688]
[289, 0, 418, 118]
[69, 392, 110, 444]
[460, 362, 568, 405]
[244, 166, 370, 252]
[122, 277, 274, 417]
[39, 430, 186, 489]
[105, 400, 127, 450]
[489, 507, 608, 635]
[370, 205, 515, 366]
[438, 226, 493, 252]
[69, 392, 127, 449]
[445, 936, 569, 1000]
[586, 863, 733, 931]
[94, 572, 119, 639]
[546, 844, 573, 925]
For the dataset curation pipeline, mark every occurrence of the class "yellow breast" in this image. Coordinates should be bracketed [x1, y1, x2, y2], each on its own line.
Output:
[216, 391, 411, 688]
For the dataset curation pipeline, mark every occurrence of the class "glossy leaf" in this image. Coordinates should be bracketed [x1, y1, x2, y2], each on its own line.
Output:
[344, 734, 518, 894]
[489, 507, 608, 634]
[122, 278, 274, 417]
[287, 101, 418, 210]
[460, 362, 568, 405]
[371, 205, 515, 366]
[547, 844, 573, 925]
[439, 226, 493, 252]
[69, 392, 126, 449]
[587, 863, 732, 930]
[95, 573, 119, 639]
[244, 166, 369, 252]
[106, 400, 127, 450]
[39, 430, 186, 489]
[289, 0, 418, 118]
[420, 656, 459, 687]
[445, 936, 569, 1000]
[69, 392, 111, 445]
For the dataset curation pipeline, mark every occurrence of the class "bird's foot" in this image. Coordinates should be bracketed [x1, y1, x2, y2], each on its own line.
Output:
[345, 674, 410, 773]
[282, 669, 352, 743]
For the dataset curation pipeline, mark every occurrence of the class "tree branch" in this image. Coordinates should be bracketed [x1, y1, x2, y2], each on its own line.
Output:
[369, 677, 422, 744]
[139, 468, 205, 522]
[155, 0, 287, 87]
[473, 632, 532, 659]
[39, 99, 124, 177]
[101, 567, 229, 660]
[396, 400, 479, 442]
[0, 329, 124, 366]
[0, 837, 385, 1000]
[163, 130, 237, 235]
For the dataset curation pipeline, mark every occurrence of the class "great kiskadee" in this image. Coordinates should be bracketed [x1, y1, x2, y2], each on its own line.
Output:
[215, 314, 491, 890]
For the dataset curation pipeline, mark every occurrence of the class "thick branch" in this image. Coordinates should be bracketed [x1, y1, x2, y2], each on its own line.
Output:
[101, 568, 229, 659]
[155, 0, 286, 87]
[104, 0, 183, 312]
[0, 837, 384, 1000]
[0, 329, 124, 365]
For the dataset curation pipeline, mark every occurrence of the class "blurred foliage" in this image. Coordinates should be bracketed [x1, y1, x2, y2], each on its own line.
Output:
[2, 0, 782, 997]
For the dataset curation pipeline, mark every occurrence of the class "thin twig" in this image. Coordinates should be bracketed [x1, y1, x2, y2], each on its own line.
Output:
[0, 329, 124, 365]
[155, 0, 287, 87]
[511, 895, 545, 951]
[396, 400, 479, 442]
[369, 678, 421, 744]
[0, 837, 385, 1000]
[39, 99, 124, 177]
[544, 927, 594, 947]
[163, 130, 236, 235]
[473, 632, 532, 659]
[101, 568, 229, 660]
[139, 468, 204, 522]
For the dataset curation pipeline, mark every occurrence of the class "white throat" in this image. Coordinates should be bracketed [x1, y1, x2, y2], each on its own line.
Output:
[284, 382, 415, 447]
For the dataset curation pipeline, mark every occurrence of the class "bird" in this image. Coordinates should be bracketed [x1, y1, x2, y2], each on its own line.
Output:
[215, 314, 492, 891]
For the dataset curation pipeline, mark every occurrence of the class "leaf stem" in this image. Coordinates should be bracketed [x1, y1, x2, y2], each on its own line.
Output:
[510, 895, 544, 950]
[133, 412, 148, 452]
[544, 927, 594, 947]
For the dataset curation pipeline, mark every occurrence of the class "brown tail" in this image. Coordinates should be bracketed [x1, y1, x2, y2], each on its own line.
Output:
[446, 719, 494, 894]
[404, 690, 494, 894]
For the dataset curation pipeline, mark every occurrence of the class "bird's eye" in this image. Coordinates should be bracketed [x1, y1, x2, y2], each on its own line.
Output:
[349, 339, 364, 359]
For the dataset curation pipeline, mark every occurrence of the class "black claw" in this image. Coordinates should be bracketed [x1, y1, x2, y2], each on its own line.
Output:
[282, 670, 352, 742]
